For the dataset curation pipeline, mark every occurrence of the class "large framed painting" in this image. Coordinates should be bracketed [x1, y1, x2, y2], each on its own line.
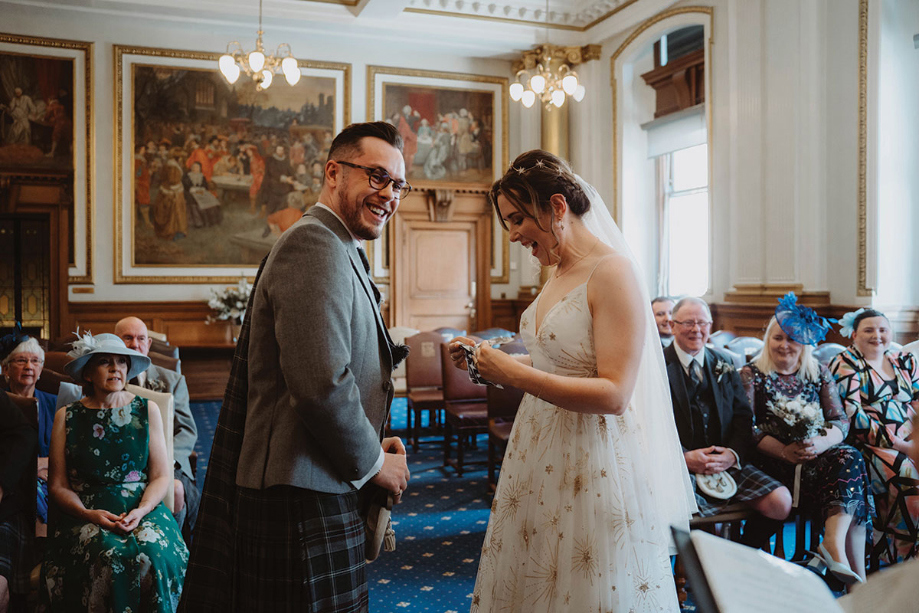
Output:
[0, 33, 93, 283]
[114, 45, 350, 283]
[367, 66, 509, 283]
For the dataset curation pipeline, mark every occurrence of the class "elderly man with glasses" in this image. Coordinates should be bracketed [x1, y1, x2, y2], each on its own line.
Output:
[664, 297, 792, 548]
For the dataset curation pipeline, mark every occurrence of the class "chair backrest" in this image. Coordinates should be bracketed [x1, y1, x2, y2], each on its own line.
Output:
[43, 351, 71, 375]
[721, 348, 746, 370]
[150, 338, 179, 359]
[813, 342, 846, 366]
[725, 336, 764, 359]
[440, 342, 487, 402]
[6, 391, 38, 429]
[471, 327, 515, 341]
[889, 341, 903, 353]
[495, 338, 528, 356]
[405, 331, 447, 390]
[388, 326, 420, 381]
[35, 368, 76, 397]
[433, 327, 466, 342]
[149, 351, 181, 374]
[147, 330, 168, 342]
[125, 383, 175, 513]
[708, 330, 737, 349]
[486, 382, 524, 421]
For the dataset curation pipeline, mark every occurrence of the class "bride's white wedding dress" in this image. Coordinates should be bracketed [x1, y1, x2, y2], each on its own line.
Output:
[471, 278, 681, 613]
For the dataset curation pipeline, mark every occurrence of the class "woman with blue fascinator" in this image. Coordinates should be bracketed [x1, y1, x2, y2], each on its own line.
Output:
[830, 308, 919, 565]
[740, 294, 873, 585]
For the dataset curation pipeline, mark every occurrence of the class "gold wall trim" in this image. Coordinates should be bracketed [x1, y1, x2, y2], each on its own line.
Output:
[857, 0, 872, 296]
[113, 44, 351, 284]
[0, 33, 94, 284]
[403, 0, 639, 32]
[609, 6, 713, 222]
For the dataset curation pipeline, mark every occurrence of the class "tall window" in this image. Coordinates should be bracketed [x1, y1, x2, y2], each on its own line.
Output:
[662, 143, 709, 296]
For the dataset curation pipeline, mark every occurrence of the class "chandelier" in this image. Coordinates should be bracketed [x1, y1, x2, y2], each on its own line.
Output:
[217, 0, 300, 91]
[511, 44, 596, 110]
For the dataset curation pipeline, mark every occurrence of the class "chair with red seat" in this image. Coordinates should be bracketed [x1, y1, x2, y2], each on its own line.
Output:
[404, 331, 448, 452]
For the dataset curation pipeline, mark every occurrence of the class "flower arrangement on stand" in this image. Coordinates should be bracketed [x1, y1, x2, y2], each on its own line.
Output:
[207, 276, 252, 341]
[766, 392, 827, 506]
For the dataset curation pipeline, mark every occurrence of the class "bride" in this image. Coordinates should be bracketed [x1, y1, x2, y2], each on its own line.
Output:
[449, 150, 696, 612]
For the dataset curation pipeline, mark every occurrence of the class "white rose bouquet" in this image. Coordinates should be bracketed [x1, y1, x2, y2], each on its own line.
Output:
[765, 393, 827, 443]
[207, 276, 252, 325]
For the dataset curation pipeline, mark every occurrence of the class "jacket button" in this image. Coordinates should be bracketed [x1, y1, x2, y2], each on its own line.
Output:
[382, 381, 392, 392]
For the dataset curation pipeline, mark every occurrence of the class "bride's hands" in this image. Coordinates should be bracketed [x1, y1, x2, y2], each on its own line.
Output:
[448, 337, 477, 371]
[473, 342, 520, 387]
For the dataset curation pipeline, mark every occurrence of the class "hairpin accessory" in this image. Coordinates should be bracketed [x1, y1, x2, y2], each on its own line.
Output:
[775, 293, 836, 346]
[0, 322, 29, 363]
[838, 308, 866, 339]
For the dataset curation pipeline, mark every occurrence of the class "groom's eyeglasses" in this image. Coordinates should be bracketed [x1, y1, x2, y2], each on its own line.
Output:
[336, 161, 412, 199]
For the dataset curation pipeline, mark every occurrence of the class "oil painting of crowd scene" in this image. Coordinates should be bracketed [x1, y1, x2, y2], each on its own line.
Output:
[0, 50, 76, 258]
[131, 64, 337, 267]
[383, 83, 494, 186]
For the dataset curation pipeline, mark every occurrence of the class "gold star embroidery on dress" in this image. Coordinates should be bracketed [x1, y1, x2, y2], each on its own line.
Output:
[549, 332, 556, 340]
[545, 464, 554, 474]
[572, 536, 599, 584]
[526, 540, 561, 604]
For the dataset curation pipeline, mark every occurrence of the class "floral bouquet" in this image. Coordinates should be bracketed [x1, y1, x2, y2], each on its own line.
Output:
[207, 276, 252, 326]
[766, 392, 827, 507]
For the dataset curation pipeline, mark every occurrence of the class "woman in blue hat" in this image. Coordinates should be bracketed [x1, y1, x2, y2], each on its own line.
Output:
[741, 294, 873, 585]
[41, 332, 187, 612]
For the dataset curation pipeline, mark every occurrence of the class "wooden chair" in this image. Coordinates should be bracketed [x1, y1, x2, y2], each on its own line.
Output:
[148, 350, 181, 374]
[388, 326, 420, 413]
[440, 341, 488, 476]
[404, 331, 447, 452]
[34, 368, 76, 397]
[813, 342, 846, 366]
[486, 383, 524, 491]
[708, 330, 737, 349]
[124, 384, 175, 513]
[42, 351, 70, 375]
[725, 336, 764, 361]
[903, 339, 919, 363]
[150, 338, 178, 359]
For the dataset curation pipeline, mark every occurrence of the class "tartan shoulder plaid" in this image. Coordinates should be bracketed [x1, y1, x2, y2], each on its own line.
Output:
[177, 257, 267, 613]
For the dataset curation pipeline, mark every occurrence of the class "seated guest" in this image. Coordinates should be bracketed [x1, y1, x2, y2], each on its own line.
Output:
[42, 333, 187, 611]
[114, 316, 199, 543]
[1, 332, 55, 526]
[830, 308, 919, 564]
[652, 296, 675, 348]
[0, 391, 37, 613]
[665, 297, 792, 546]
[742, 295, 872, 584]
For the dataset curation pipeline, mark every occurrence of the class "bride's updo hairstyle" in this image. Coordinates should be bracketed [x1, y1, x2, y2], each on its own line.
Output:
[489, 149, 590, 233]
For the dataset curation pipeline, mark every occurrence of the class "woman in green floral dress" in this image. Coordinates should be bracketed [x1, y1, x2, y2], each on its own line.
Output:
[42, 333, 187, 611]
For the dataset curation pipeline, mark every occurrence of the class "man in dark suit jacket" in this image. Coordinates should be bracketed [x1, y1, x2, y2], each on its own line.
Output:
[185, 122, 411, 611]
[665, 297, 791, 545]
[115, 317, 199, 542]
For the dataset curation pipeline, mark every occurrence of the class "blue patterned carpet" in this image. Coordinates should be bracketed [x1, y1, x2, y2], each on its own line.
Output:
[190, 399, 829, 611]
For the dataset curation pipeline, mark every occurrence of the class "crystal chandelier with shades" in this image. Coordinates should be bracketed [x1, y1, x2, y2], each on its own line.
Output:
[217, 0, 300, 91]
[509, 43, 599, 110]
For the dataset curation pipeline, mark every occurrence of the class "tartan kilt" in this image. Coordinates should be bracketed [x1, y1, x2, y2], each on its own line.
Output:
[693, 464, 785, 517]
[233, 485, 368, 612]
[0, 511, 31, 594]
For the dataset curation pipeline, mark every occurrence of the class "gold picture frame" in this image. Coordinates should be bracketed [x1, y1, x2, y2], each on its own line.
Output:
[114, 44, 351, 284]
[366, 65, 509, 283]
[0, 33, 94, 283]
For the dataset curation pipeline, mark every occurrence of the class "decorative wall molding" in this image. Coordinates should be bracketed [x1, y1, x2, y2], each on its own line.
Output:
[404, 0, 640, 31]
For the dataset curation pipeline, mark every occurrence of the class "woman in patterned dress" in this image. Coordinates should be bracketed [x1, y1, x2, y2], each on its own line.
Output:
[42, 333, 188, 611]
[448, 151, 695, 613]
[742, 309, 872, 584]
[830, 309, 919, 564]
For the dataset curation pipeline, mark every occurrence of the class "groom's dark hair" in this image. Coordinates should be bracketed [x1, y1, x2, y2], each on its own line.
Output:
[326, 121, 403, 165]
[490, 149, 591, 233]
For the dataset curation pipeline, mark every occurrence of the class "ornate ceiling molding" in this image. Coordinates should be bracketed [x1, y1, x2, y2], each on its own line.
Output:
[404, 0, 640, 31]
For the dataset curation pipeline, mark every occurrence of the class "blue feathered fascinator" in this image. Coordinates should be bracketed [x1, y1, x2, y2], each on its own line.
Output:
[775, 293, 836, 346]
[0, 322, 29, 363]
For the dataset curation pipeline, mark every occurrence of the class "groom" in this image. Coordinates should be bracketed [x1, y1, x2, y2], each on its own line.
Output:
[180, 122, 411, 612]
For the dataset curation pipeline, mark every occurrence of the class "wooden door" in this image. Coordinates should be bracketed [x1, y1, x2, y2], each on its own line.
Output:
[390, 190, 491, 333]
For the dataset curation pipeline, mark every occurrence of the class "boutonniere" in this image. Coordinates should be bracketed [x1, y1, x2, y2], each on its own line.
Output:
[713, 360, 735, 382]
[145, 378, 168, 393]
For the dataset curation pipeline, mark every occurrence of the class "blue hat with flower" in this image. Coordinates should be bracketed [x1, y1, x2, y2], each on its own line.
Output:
[775, 293, 836, 346]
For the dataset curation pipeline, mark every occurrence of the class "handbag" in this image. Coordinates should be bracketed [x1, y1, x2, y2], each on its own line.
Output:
[695, 471, 738, 500]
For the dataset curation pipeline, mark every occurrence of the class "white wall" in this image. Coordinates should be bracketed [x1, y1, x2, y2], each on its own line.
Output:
[875, 0, 919, 308]
[1, 1, 523, 303]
